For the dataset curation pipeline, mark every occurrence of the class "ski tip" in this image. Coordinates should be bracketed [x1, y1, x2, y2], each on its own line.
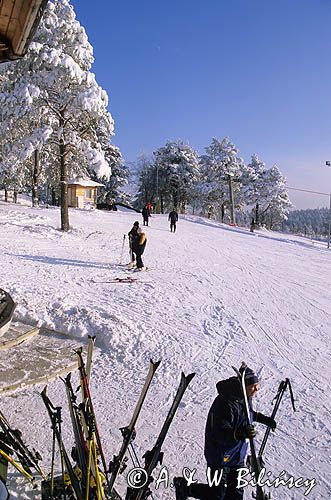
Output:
[240, 361, 248, 371]
[150, 359, 161, 368]
[182, 372, 196, 384]
[40, 385, 48, 396]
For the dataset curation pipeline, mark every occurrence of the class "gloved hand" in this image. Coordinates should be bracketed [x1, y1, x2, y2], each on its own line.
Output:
[254, 412, 277, 430]
[234, 424, 256, 441]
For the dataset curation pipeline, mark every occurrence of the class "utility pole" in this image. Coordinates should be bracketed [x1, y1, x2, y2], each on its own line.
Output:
[326, 162, 331, 249]
[228, 174, 236, 225]
[156, 163, 160, 213]
[328, 191, 331, 249]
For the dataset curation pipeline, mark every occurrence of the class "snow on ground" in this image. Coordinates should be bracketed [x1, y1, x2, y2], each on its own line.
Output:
[0, 200, 330, 499]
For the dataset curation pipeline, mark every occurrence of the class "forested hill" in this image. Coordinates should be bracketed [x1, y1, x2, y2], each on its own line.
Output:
[284, 207, 329, 239]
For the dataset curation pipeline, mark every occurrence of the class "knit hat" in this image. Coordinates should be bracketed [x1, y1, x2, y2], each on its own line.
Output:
[133, 221, 139, 227]
[239, 362, 259, 386]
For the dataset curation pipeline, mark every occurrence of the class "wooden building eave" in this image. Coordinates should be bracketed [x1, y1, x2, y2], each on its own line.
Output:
[0, 0, 48, 63]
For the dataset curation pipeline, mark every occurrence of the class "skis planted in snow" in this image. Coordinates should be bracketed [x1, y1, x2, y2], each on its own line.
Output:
[62, 373, 88, 483]
[108, 359, 161, 494]
[233, 364, 270, 500]
[41, 386, 83, 500]
[86, 335, 96, 384]
[76, 348, 111, 494]
[126, 371, 196, 500]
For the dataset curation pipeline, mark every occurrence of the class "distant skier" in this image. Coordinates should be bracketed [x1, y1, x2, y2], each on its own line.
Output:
[146, 201, 153, 214]
[142, 205, 150, 226]
[250, 217, 255, 233]
[168, 208, 178, 232]
[207, 206, 214, 219]
[174, 365, 276, 500]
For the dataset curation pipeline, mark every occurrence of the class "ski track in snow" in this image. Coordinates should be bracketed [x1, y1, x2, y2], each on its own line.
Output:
[0, 201, 330, 499]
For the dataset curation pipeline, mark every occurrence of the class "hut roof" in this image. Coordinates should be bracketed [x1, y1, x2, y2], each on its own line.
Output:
[68, 178, 104, 188]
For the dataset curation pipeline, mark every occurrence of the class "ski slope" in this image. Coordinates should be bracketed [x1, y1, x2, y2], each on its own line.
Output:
[0, 200, 330, 499]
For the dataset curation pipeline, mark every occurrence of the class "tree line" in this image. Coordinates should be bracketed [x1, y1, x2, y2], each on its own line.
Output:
[283, 208, 330, 239]
[134, 138, 292, 229]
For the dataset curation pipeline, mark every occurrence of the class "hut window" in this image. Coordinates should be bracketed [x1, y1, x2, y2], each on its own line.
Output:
[85, 188, 92, 199]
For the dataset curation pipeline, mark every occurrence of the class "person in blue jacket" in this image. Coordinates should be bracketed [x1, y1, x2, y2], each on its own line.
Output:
[174, 365, 276, 500]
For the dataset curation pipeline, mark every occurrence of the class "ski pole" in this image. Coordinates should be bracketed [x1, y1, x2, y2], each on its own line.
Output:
[85, 424, 93, 500]
[0, 448, 34, 483]
[50, 413, 56, 499]
[56, 407, 67, 500]
[92, 438, 105, 500]
[120, 234, 126, 264]
[258, 378, 296, 460]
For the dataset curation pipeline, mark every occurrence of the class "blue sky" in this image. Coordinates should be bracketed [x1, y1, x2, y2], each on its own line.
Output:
[70, 0, 331, 209]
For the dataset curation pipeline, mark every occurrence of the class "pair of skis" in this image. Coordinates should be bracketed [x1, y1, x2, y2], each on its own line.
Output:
[75, 344, 112, 499]
[107, 360, 195, 500]
[233, 363, 270, 500]
[108, 360, 161, 495]
[124, 371, 195, 500]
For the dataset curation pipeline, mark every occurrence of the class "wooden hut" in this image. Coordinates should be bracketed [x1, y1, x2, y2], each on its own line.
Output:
[67, 178, 104, 209]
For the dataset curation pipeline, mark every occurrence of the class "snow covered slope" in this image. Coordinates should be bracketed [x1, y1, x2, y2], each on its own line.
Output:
[0, 201, 330, 499]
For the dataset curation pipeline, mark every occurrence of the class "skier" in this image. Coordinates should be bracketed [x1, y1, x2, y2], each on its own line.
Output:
[168, 208, 178, 232]
[207, 206, 214, 219]
[174, 365, 276, 500]
[142, 205, 150, 226]
[129, 222, 147, 270]
[128, 221, 140, 266]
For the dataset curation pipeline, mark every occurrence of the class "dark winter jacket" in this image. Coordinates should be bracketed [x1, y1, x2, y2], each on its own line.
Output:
[204, 377, 254, 468]
[142, 207, 150, 219]
[168, 211, 178, 223]
[128, 227, 139, 249]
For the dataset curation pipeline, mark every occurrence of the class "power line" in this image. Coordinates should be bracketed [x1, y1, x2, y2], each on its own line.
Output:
[287, 186, 329, 196]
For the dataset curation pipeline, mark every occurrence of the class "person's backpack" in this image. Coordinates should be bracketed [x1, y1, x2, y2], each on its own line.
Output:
[139, 233, 147, 245]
